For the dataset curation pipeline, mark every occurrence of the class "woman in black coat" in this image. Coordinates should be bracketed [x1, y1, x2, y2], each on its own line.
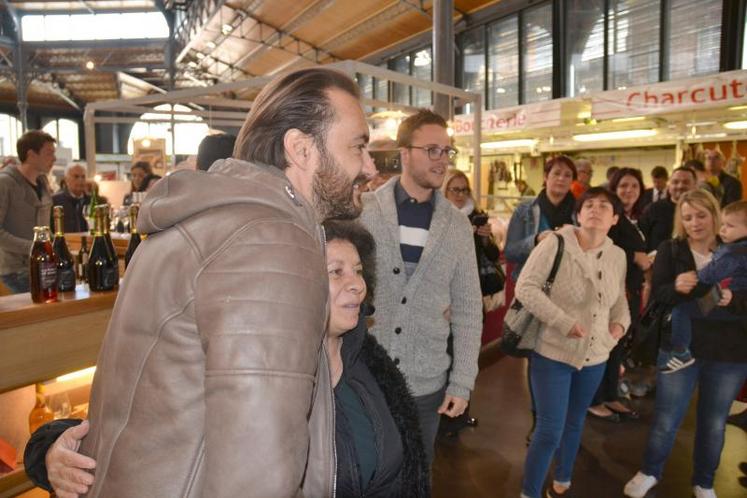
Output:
[25, 220, 429, 498]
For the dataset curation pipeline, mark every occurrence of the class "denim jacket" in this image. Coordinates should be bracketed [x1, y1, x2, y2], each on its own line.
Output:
[504, 199, 541, 279]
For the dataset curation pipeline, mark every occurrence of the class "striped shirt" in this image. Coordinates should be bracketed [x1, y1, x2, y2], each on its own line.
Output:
[394, 180, 434, 278]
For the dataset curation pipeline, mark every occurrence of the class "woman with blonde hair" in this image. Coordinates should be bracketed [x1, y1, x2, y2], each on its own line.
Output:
[624, 190, 747, 498]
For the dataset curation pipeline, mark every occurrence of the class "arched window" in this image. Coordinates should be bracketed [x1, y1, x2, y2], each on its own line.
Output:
[0, 114, 23, 158]
[127, 104, 210, 156]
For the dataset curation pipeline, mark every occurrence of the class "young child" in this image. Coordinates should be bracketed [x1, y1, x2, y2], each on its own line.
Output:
[661, 200, 747, 374]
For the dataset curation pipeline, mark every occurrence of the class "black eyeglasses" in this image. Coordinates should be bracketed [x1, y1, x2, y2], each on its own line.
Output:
[447, 187, 471, 195]
[407, 145, 458, 161]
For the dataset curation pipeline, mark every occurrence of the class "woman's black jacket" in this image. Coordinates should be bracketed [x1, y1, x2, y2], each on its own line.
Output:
[652, 238, 747, 363]
[335, 306, 429, 497]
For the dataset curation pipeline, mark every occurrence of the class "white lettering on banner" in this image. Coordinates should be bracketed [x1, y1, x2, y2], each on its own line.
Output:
[592, 70, 747, 119]
[453, 101, 562, 137]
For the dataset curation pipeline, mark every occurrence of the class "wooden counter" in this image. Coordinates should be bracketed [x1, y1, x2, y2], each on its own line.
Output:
[0, 285, 116, 395]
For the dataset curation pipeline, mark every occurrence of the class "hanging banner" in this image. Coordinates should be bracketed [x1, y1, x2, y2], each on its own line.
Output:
[592, 69, 747, 119]
[453, 100, 562, 137]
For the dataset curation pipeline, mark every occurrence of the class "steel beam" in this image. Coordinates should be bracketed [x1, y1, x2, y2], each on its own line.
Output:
[24, 39, 168, 50]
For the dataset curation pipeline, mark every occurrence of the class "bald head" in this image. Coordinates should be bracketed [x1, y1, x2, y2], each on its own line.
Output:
[65, 163, 87, 197]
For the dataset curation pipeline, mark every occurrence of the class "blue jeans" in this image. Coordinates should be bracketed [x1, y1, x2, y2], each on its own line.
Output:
[521, 353, 606, 498]
[670, 299, 739, 351]
[0, 271, 29, 294]
[642, 353, 747, 487]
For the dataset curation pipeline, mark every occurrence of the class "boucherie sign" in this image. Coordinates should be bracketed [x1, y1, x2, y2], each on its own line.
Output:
[592, 69, 747, 119]
[453, 100, 562, 137]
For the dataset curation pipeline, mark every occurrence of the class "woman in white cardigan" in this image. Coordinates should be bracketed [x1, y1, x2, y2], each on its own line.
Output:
[517, 187, 631, 498]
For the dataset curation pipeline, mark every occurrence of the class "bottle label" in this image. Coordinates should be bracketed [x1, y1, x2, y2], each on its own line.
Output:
[103, 267, 118, 289]
[40, 262, 57, 289]
[58, 268, 76, 291]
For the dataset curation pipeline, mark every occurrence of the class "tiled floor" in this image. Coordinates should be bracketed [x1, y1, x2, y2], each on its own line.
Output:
[433, 355, 747, 498]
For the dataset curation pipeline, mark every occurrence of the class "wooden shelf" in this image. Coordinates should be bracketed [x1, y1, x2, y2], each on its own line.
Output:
[0, 285, 116, 395]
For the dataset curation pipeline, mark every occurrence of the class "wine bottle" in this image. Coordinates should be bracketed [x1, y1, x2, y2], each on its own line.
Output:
[87, 184, 98, 221]
[28, 383, 54, 434]
[124, 204, 141, 270]
[29, 226, 58, 303]
[87, 207, 118, 291]
[99, 205, 120, 287]
[77, 236, 89, 282]
[52, 206, 76, 292]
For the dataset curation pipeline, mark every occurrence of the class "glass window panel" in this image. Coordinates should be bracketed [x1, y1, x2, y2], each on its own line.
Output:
[20, 16, 44, 42]
[42, 121, 58, 143]
[488, 15, 519, 108]
[69, 15, 95, 41]
[356, 73, 374, 113]
[391, 55, 411, 106]
[744, 12, 747, 69]
[412, 48, 433, 108]
[668, 0, 722, 80]
[136, 12, 169, 39]
[461, 27, 485, 113]
[608, 0, 660, 89]
[567, 1, 604, 96]
[94, 13, 127, 39]
[374, 63, 388, 109]
[523, 3, 553, 103]
[44, 15, 70, 41]
[58, 119, 81, 160]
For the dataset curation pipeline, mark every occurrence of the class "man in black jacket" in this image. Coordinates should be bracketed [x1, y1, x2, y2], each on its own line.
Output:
[639, 167, 696, 252]
[51, 164, 89, 233]
[705, 149, 742, 207]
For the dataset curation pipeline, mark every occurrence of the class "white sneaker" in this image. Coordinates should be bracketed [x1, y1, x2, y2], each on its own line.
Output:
[624, 471, 658, 498]
[693, 486, 717, 498]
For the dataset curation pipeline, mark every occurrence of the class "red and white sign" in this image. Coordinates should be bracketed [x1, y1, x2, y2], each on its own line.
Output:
[453, 100, 562, 137]
[592, 70, 747, 119]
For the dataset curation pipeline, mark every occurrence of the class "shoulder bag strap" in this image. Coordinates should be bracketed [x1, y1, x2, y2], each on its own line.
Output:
[542, 233, 565, 293]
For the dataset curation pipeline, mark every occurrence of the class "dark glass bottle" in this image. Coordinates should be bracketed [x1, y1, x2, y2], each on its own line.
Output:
[29, 226, 58, 303]
[77, 236, 89, 282]
[52, 206, 76, 292]
[124, 204, 141, 270]
[87, 207, 118, 292]
[99, 205, 120, 287]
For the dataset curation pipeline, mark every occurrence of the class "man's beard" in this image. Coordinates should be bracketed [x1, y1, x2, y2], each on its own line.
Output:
[312, 142, 366, 221]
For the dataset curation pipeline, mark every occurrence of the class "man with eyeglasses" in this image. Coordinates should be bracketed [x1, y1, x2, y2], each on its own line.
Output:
[359, 109, 483, 471]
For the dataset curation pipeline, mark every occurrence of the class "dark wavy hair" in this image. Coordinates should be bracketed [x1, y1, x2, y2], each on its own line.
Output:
[608, 167, 645, 219]
[322, 220, 377, 305]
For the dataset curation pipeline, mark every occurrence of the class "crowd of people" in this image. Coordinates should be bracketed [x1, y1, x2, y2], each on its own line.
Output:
[0, 66, 745, 498]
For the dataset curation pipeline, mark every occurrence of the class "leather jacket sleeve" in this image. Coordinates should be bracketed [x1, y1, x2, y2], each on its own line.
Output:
[195, 219, 328, 498]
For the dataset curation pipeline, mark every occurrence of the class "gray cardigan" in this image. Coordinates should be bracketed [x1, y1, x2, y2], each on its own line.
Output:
[359, 177, 483, 400]
[0, 165, 52, 274]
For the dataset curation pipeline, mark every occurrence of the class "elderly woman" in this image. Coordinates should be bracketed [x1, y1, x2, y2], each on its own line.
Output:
[624, 190, 747, 498]
[25, 221, 429, 498]
[517, 187, 630, 498]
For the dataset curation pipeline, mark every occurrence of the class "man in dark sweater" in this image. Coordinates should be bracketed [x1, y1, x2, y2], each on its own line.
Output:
[705, 149, 742, 207]
[639, 167, 696, 252]
[51, 164, 90, 233]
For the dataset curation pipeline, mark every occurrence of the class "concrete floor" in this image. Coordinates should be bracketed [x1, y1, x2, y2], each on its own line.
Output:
[433, 355, 747, 498]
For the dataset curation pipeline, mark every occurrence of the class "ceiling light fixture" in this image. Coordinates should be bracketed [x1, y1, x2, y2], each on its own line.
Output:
[723, 120, 747, 129]
[572, 129, 657, 142]
[85, 60, 95, 70]
[221, 24, 233, 35]
[206, 41, 217, 49]
[481, 139, 536, 149]
[195, 52, 205, 60]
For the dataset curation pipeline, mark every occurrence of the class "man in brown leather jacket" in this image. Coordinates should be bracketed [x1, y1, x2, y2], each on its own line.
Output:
[39, 68, 376, 497]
